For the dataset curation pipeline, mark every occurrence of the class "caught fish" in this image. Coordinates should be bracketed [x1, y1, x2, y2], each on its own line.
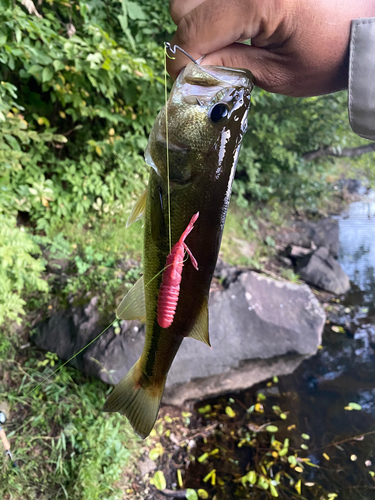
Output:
[103, 61, 253, 438]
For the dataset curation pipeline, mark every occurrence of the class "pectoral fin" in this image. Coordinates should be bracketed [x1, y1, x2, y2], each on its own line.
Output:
[187, 298, 210, 347]
[126, 189, 147, 228]
[117, 276, 146, 321]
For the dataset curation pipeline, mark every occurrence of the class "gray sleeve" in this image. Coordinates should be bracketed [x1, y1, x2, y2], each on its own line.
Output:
[349, 18, 375, 141]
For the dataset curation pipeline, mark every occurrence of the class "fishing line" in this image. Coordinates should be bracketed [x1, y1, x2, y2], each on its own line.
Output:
[164, 43, 173, 254]
[25, 319, 117, 398]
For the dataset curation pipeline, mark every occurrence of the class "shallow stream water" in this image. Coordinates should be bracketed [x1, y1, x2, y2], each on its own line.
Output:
[190, 192, 375, 499]
[264, 192, 375, 498]
[272, 190, 375, 498]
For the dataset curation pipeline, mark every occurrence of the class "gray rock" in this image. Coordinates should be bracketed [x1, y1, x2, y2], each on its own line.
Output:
[296, 247, 351, 295]
[32, 272, 325, 406]
[32, 296, 143, 385]
[164, 272, 325, 404]
[312, 218, 339, 258]
[278, 218, 339, 257]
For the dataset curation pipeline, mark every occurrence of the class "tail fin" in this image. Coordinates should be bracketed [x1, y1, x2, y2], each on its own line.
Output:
[103, 359, 164, 439]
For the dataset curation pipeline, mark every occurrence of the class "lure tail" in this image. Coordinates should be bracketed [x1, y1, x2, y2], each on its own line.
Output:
[103, 359, 165, 439]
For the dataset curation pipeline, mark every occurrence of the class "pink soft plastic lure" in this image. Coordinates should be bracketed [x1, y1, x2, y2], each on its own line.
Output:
[157, 212, 199, 328]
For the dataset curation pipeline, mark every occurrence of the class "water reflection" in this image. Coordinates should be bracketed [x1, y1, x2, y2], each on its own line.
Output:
[252, 193, 375, 498]
[337, 191, 375, 309]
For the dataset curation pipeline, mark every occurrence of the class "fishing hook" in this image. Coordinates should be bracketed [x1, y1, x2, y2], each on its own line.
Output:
[165, 42, 199, 65]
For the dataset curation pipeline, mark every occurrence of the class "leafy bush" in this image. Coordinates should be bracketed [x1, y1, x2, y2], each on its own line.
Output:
[235, 90, 356, 207]
[1, 0, 373, 328]
[0, 214, 48, 325]
[0, 0, 174, 229]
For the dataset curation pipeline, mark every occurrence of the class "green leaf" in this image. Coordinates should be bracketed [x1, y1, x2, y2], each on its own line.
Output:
[248, 470, 257, 484]
[225, 406, 236, 418]
[348, 402, 362, 411]
[150, 470, 166, 491]
[266, 425, 278, 433]
[198, 453, 209, 463]
[197, 490, 209, 499]
[127, 2, 146, 20]
[118, 14, 128, 32]
[257, 476, 269, 490]
[270, 484, 279, 497]
[149, 446, 163, 461]
[186, 489, 198, 500]
[42, 67, 54, 83]
[295, 479, 301, 494]
[301, 433, 310, 440]
[15, 27, 21, 43]
[28, 64, 43, 76]
[53, 60, 65, 71]
[198, 405, 211, 415]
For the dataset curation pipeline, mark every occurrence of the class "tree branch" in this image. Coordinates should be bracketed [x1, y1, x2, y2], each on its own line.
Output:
[303, 142, 375, 161]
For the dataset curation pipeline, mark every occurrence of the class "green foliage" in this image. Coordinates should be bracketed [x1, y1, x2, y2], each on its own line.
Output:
[0, 0, 172, 324]
[0, 1, 374, 496]
[235, 89, 375, 208]
[0, 214, 48, 325]
[0, 0, 173, 229]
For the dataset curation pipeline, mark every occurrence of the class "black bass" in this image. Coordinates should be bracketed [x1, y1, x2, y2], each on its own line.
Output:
[104, 62, 253, 438]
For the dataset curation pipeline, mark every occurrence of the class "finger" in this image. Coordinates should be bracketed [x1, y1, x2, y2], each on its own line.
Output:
[199, 43, 294, 95]
[169, 0, 205, 25]
[167, 0, 284, 80]
[167, 0, 253, 79]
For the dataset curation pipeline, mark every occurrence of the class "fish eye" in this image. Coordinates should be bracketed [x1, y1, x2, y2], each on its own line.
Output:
[209, 103, 230, 123]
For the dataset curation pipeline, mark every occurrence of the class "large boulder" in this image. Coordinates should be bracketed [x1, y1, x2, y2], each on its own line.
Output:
[296, 247, 351, 295]
[164, 272, 325, 404]
[32, 271, 325, 405]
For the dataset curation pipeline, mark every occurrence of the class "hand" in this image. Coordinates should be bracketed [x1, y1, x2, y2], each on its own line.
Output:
[167, 0, 375, 97]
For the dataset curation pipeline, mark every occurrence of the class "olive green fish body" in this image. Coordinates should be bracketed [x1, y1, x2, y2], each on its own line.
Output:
[104, 63, 253, 438]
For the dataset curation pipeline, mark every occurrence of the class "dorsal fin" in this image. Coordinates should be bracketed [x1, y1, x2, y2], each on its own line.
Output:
[117, 276, 146, 321]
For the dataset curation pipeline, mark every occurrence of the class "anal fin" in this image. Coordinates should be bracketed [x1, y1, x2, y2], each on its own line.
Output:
[187, 298, 210, 347]
[117, 276, 146, 321]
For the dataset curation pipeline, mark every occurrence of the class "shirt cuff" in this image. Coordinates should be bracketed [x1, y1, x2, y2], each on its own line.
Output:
[349, 18, 375, 141]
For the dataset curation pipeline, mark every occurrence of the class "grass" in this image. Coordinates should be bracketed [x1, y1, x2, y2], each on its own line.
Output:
[47, 213, 144, 262]
[220, 206, 262, 267]
[0, 330, 142, 500]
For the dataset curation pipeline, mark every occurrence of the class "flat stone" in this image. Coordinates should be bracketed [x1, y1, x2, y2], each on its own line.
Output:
[137, 456, 157, 477]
